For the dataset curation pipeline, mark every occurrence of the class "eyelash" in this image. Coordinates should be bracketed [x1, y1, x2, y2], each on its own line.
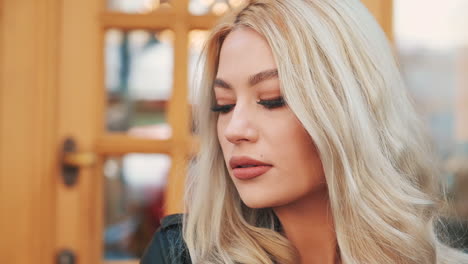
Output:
[211, 97, 286, 113]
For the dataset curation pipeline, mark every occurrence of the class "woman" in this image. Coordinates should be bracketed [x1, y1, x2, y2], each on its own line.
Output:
[141, 0, 468, 263]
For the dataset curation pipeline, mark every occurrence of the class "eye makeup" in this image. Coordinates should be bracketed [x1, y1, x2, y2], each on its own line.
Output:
[257, 97, 285, 109]
[211, 103, 235, 113]
[211, 97, 286, 113]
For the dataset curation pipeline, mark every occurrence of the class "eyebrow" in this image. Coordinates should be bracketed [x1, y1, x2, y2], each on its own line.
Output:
[249, 69, 278, 86]
[213, 69, 278, 89]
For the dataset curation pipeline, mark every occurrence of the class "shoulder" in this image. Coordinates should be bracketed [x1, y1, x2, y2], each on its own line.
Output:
[140, 214, 191, 264]
[160, 213, 184, 229]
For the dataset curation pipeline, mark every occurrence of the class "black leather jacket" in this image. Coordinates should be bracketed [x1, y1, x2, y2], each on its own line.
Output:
[140, 213, 285, 263]
[140, 214, 191, 264]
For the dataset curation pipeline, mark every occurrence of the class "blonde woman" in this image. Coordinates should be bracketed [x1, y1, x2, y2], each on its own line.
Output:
[141, 0, 468, 263]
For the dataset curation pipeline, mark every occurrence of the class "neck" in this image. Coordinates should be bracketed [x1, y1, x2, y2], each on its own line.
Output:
[273, 188, 338, 264]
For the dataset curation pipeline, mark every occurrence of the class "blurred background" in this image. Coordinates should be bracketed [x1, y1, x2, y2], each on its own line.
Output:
[0, 0, 467, 263]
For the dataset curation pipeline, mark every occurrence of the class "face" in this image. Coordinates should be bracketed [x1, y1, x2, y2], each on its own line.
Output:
[214, 27, 326, 209]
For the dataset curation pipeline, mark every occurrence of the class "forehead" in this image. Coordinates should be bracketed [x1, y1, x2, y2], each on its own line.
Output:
[217, 27, 277, 79]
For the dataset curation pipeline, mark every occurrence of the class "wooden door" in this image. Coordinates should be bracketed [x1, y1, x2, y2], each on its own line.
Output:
[0, 1, 392, 263]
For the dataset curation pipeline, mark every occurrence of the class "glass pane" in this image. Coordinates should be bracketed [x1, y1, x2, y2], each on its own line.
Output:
[105, 29, 174, 140]
[103, 153, 171, 260]
[107, 0, 172, 13]
[395, 0, 468, 247]
[189, 0, 247, 16]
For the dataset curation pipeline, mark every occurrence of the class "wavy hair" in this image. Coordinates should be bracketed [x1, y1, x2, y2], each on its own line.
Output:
[183, 0, 468, 263]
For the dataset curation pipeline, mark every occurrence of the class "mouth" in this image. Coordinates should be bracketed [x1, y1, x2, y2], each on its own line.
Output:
[229, 156, 273, 180]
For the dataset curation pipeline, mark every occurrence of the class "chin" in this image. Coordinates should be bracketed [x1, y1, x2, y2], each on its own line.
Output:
[239, 192, 290, 209]
[241, 199, 269, 209]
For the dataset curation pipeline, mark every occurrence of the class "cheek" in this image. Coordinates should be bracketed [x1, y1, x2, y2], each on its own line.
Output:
[216, 117, 228, 153]
[295, 126, 318, 159]
[277, 116, 324, 180]
[276, 112, 314, 150]
[216, 118, 221, 142]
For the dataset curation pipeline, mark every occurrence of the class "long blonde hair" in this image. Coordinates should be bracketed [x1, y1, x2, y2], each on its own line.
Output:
[183, 0, 468, 263]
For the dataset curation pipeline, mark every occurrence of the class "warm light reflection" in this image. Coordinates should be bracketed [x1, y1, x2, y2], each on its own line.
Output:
[108, 0, 171, 13]
[158, 29, 175, 44]
[201, 0, 215, 6]
[229, 0, 245, 8]
[212, 2, 229, 15]
[143, 0, 160, 12]
[188, 30, 210, 103]
[189, 30, 209, 52]
[160, 2, 171, 8]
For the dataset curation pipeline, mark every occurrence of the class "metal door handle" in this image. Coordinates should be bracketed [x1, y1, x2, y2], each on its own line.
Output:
[63, 152, 96, 167]
[61, 137, 97, 187]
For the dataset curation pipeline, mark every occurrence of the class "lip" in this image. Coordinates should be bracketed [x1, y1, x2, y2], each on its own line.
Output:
[229, 156, 273, 180]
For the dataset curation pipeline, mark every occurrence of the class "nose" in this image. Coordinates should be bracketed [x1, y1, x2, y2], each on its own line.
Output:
[223, 103, 259, 144]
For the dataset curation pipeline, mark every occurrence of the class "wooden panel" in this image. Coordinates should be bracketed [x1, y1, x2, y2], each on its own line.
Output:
[361, 0, 393, 40]
[188, 15, 220, 29]
[165, 1, 191, 214]
[101, 13, 218, 30]
[95, 134, 198, 155]
[102, 2, 393, 38]
[172, 0, 187, 12]
[0, 0, 60, 263]
[101, 12, 176, 30]
[96, 134, 173, 154]
[383, 0, 393, 41]
[55, 0, 102, 263]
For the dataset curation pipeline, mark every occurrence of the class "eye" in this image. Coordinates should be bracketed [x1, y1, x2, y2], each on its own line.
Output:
[257, 97, 286, 109]
[211, 97, 286, 113]
[211, 104, 235, 113]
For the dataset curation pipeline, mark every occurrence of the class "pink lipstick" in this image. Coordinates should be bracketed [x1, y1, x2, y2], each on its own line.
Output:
[229, 156, 272, 180]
